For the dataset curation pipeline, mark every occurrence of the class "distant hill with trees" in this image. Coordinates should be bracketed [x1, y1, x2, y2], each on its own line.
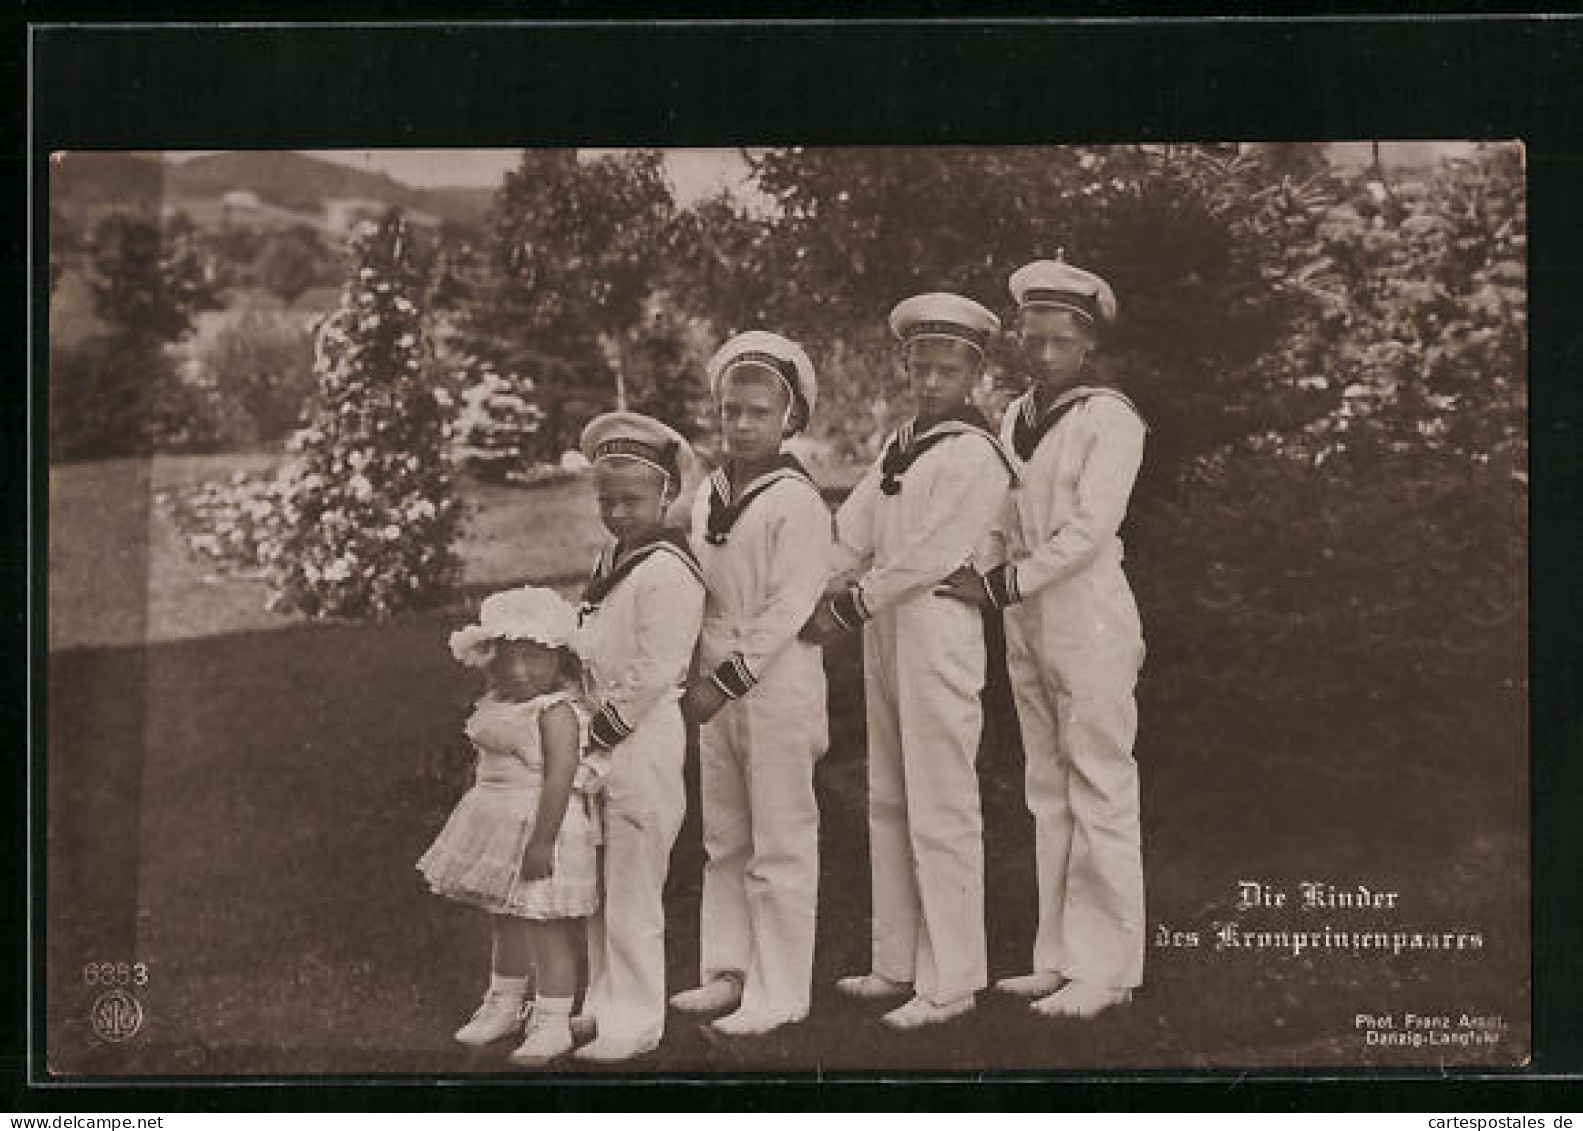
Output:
[50, 151, 492, 231]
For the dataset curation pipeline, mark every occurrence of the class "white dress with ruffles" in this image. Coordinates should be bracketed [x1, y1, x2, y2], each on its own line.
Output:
[416, 690, 604, 919]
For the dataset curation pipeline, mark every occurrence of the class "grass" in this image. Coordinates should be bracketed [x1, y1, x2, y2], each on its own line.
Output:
[44, 453, 1530, 1076]
[45, 619, 1529, 1077]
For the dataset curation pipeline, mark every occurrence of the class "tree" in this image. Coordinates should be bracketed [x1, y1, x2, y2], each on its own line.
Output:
[86, 210, 216, 344]
[457, 149, 677, 457]
[673, 145, 1310, 476]
[256, 225, 334, 306]
[268, 211, 461, 619]
[50, 210, 220, 460]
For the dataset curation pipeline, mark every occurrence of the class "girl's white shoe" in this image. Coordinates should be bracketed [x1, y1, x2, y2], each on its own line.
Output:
[1030, 981, 1133, 1019]
[454, 991, 527, 1046]
[509, 1012, 574, 1067]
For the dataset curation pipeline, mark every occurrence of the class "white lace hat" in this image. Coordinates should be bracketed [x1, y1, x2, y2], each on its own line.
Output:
[449, 585, 580, 668]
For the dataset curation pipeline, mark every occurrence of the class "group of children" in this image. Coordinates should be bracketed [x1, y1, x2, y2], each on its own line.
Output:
[416, 260, 1150, 1065]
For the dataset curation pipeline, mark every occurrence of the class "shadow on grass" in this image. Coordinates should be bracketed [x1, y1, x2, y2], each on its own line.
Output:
[45, 609, 1528, 1077]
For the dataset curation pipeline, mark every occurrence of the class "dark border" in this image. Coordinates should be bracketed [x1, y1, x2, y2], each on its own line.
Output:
[13, 11, 1583, 1111]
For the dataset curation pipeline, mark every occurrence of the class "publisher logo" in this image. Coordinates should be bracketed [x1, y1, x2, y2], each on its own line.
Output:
[89, 988, 144, 1043]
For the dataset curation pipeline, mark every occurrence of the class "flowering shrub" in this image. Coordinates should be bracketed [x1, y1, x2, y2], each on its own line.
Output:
[159, 470, 285, 577]
[267, 212, 462, 619]
[449, 358, 546, 482]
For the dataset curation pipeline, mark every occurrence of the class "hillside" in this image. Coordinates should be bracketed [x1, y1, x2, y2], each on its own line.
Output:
[50, 151, 495, 229]
[50, 151, 166, 211]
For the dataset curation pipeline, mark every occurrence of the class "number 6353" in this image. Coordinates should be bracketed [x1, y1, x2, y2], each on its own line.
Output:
[83, 962, 148, 986]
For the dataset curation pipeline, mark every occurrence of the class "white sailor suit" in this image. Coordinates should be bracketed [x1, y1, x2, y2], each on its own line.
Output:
[986, 386, 1148, 991]
[576, 528, 706, 1047]
[830, 409, 1015, 1005]
[688, 456, 832, 1022]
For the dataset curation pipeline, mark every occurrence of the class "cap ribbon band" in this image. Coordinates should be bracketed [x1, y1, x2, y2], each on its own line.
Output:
[1019, 288, 1100, 324]
[902, 320, 990, 352]
[593, 437, 680, 482]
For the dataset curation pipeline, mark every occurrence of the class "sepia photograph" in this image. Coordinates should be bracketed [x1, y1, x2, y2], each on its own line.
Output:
[42, 140, 1530, 1078]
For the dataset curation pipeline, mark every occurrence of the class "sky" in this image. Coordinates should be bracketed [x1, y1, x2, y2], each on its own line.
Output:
[168, 148, 757, 206]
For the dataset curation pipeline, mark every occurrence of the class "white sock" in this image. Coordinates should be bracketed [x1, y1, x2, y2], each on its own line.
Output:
[490, 973, 530, 999]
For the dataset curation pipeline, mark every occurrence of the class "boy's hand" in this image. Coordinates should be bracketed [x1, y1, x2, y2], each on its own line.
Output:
[935, 565, 991, 609]
[681, 678, 729, 725]
[520, 839, 555, 881]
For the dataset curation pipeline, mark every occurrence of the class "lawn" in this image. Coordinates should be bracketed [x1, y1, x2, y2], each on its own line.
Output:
[49, 454, 615, 650]
[44, 455, 1530, 1077]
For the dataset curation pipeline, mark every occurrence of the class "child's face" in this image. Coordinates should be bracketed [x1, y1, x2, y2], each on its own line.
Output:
[1019, 307, 1096, 391]
[486, 640, 565, 699]
[904, 337, 982, 427]
[594, 460, 668, 541]
[719, 369, 790, 466]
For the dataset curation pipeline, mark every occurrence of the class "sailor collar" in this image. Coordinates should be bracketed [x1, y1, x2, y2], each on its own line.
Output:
[580, 525, 703, 616]
[703, 454, 820, 546]
[879, 405, 1017, 495]
[1010, 384, 1146, 462]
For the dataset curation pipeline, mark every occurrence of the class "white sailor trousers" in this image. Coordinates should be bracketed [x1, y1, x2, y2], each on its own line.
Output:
[1003, 559, 1145, 990]
[864, 593, 988, 1004]
[583, 701, 687, 1046]
[697, 635, 828, 1020]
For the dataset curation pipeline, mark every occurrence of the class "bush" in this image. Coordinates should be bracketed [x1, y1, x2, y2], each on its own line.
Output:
[1131, 443, 1526, 799]
[189, 311, 317, 447]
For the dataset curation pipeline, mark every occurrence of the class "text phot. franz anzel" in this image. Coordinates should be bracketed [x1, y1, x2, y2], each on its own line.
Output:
[44, 142, 1527, 1076]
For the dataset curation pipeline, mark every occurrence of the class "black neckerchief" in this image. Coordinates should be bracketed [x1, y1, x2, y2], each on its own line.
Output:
[580, 524, 702, 613]
[704, 454, 818, 545]
[1011, 384, 1145, 461]
[879, 405, 1009, 496]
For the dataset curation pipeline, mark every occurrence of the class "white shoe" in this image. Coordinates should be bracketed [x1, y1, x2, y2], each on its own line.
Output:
[835, 973, 911, 1001]
[706, 1007, 806, 1038]
[453, 991, 526, 1046]
[994, 971, 1068, 999]
[668, 976, 742, 1014]
[572, 1034, 658, 1063]
[1031, 980, 1133, 1019]
[880, 993, 976, 1030]
[508, 1012, 574, 1067]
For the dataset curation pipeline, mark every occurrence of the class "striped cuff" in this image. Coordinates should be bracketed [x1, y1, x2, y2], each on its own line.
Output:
[589, 702, 634, 750]
[829, 587, 869, 631]
[709, 653, 758, 700]
[983, 563, 1020, 609]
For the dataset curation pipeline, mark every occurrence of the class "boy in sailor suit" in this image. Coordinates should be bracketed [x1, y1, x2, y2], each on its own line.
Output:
[669, 331, 832, 1039]
[938, 261, 1147, 1019]
[571, 411, 706, 1062]
[801, 293, 1016, 1030]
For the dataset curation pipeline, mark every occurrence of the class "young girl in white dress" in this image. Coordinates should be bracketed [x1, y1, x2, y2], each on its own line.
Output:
[417, 586, 608, 1066]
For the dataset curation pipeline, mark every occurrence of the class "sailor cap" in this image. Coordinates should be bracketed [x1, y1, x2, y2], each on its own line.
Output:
[579, 411, 694, 487]
[889, 292, 1001, 353]
[1009, 260, 1118, 327]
